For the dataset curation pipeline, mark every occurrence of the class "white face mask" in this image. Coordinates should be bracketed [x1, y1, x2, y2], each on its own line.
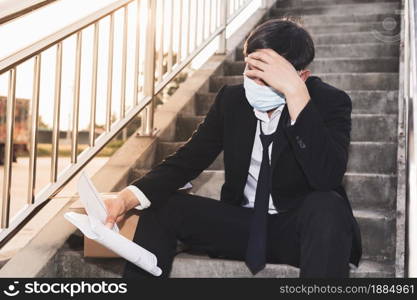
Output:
[243, 74, 286, 112]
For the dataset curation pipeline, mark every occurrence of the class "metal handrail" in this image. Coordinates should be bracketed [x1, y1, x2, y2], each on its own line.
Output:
[0, 0, 264, 244]
[404, 0, 417, 277]
[0, 0, 58, 25]
[0, 0, 134, 74]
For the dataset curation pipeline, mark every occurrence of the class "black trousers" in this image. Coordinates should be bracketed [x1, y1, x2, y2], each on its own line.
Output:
[123, 190, 354, 278]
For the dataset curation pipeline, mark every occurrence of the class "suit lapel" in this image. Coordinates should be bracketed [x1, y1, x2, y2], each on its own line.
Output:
[233, 90, 257, 195]
[271, 104, 290, 172]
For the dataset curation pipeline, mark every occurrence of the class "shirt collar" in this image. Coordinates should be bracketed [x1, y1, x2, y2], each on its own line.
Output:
[253, 104, 285, 123]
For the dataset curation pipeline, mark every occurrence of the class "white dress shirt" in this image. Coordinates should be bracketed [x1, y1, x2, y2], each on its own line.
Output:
[126, 105, 295, 212]
[242, 105, 295, 214]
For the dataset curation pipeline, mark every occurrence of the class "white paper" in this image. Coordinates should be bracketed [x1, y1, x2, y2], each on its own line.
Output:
[77, 171, 119, 233]
[64, 170, 162, 277]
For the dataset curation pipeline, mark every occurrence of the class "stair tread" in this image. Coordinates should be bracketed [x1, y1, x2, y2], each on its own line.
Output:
[277, 2, 399, 9]
[307, 21, 396, 27]
[312, 31, 397, 37]
[213, 72, 398, 77]
[272, 2, 399, 14]
[171, 253, 394, 277]
[198, 89, 399, 96]
[159, 140, 397, 145]
[241, 42, 399, 47]
[195, 169, 398, 178]
[232, 57, 398, 62]
[186, 112, 397, 118]
[237, 42, 399, 51]
[134, 168, 399, 180]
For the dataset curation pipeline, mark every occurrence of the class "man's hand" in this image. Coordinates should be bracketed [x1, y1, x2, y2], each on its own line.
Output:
[103, 188, 140, 229]
[243, 48, 311, 121]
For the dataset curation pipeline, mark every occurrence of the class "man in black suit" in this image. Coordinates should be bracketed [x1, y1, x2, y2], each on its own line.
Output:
[104, 18, 362, 278]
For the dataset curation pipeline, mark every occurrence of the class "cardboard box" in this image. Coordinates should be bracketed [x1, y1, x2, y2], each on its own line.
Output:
[69, 195, 140, 258]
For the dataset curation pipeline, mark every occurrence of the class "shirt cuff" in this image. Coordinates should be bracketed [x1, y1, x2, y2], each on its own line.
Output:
[126, 185, 151, 210]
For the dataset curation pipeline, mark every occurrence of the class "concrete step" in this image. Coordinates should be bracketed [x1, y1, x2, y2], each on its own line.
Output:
[344, 172, 397, 210]
[155, 140, 397, 175]
[351, 114, 397, 142]
[309, 73, 398, 91]
[299, 12, 400, 26]
[307, 22, 400, 34]
[48, 235, 394, 278]
[348, 142, 397, 174]
[175, 113, 397, 143]
[194, 92, 217, 116]
[346, 90, 398, 114]
[310, 57, 398, 73]
[174, 115, 204, 142]
[195, 90, 398, 116]
[271, 2, 400, 16]
[312, 31, 399, 45]
[171, 254, 394, 278]
[225, 58, 398, 75]
[210, 73, 398, 92]
[190, 170, 396, 211]
[235, 44, 400, 60]
[314, 44, 400, 59]
[275, 0, 399, 8]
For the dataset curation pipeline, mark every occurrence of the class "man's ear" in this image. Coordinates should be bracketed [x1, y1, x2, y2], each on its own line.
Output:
[299, 69, 311, 82]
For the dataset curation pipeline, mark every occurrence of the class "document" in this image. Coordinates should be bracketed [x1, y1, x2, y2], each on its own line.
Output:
[64, 171, 162, 277]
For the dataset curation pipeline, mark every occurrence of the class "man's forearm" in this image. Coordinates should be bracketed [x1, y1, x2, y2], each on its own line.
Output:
[285, 83, 311, 122]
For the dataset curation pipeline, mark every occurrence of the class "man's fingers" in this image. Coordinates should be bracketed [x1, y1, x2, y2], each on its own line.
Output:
[105, 213, 116, 229]
[245, 57, 267, 71]
[105, 222, 114, 229]
[244, 68, 264, 79]
[248, 50, 272, 63]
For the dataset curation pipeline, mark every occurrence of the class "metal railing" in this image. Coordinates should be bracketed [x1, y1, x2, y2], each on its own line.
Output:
[0, 0, 264, 244]
[404, 0, 417, 277]
[0, 0, 58, 25]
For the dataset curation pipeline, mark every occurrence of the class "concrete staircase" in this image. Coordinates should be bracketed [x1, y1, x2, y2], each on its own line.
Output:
[41, 0, 403, 278]
[146, 0, 402, 277]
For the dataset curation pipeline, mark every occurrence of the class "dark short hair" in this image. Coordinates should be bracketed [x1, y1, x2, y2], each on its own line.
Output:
[243, 17, 315, 70]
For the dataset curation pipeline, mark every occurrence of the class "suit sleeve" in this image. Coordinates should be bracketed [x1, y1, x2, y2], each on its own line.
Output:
[127, 85, 227, 208]
[283, 90, 352, 190]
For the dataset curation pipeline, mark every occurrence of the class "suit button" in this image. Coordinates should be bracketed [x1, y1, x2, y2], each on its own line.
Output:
[296, 137, 306, 149]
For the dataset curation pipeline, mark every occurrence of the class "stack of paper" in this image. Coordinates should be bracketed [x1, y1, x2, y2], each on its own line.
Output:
[64, 171, 162, 277]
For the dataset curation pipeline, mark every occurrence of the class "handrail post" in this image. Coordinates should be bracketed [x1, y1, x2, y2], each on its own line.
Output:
[1, 68, 16, 229]
[216, 0, 228, 54]
[406, 0, 417, 278]
[139, 0, 157, 136]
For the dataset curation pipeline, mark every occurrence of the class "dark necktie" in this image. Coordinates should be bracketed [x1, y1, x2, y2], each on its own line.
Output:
[245, 119, 279, 275]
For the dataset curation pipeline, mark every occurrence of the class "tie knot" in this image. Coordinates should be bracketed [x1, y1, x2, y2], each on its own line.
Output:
[259, 120, 277, 149]
[260, 132, 275, 149]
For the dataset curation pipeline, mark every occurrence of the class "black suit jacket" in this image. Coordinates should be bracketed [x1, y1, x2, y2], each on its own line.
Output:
[130, 76, 362, 266]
